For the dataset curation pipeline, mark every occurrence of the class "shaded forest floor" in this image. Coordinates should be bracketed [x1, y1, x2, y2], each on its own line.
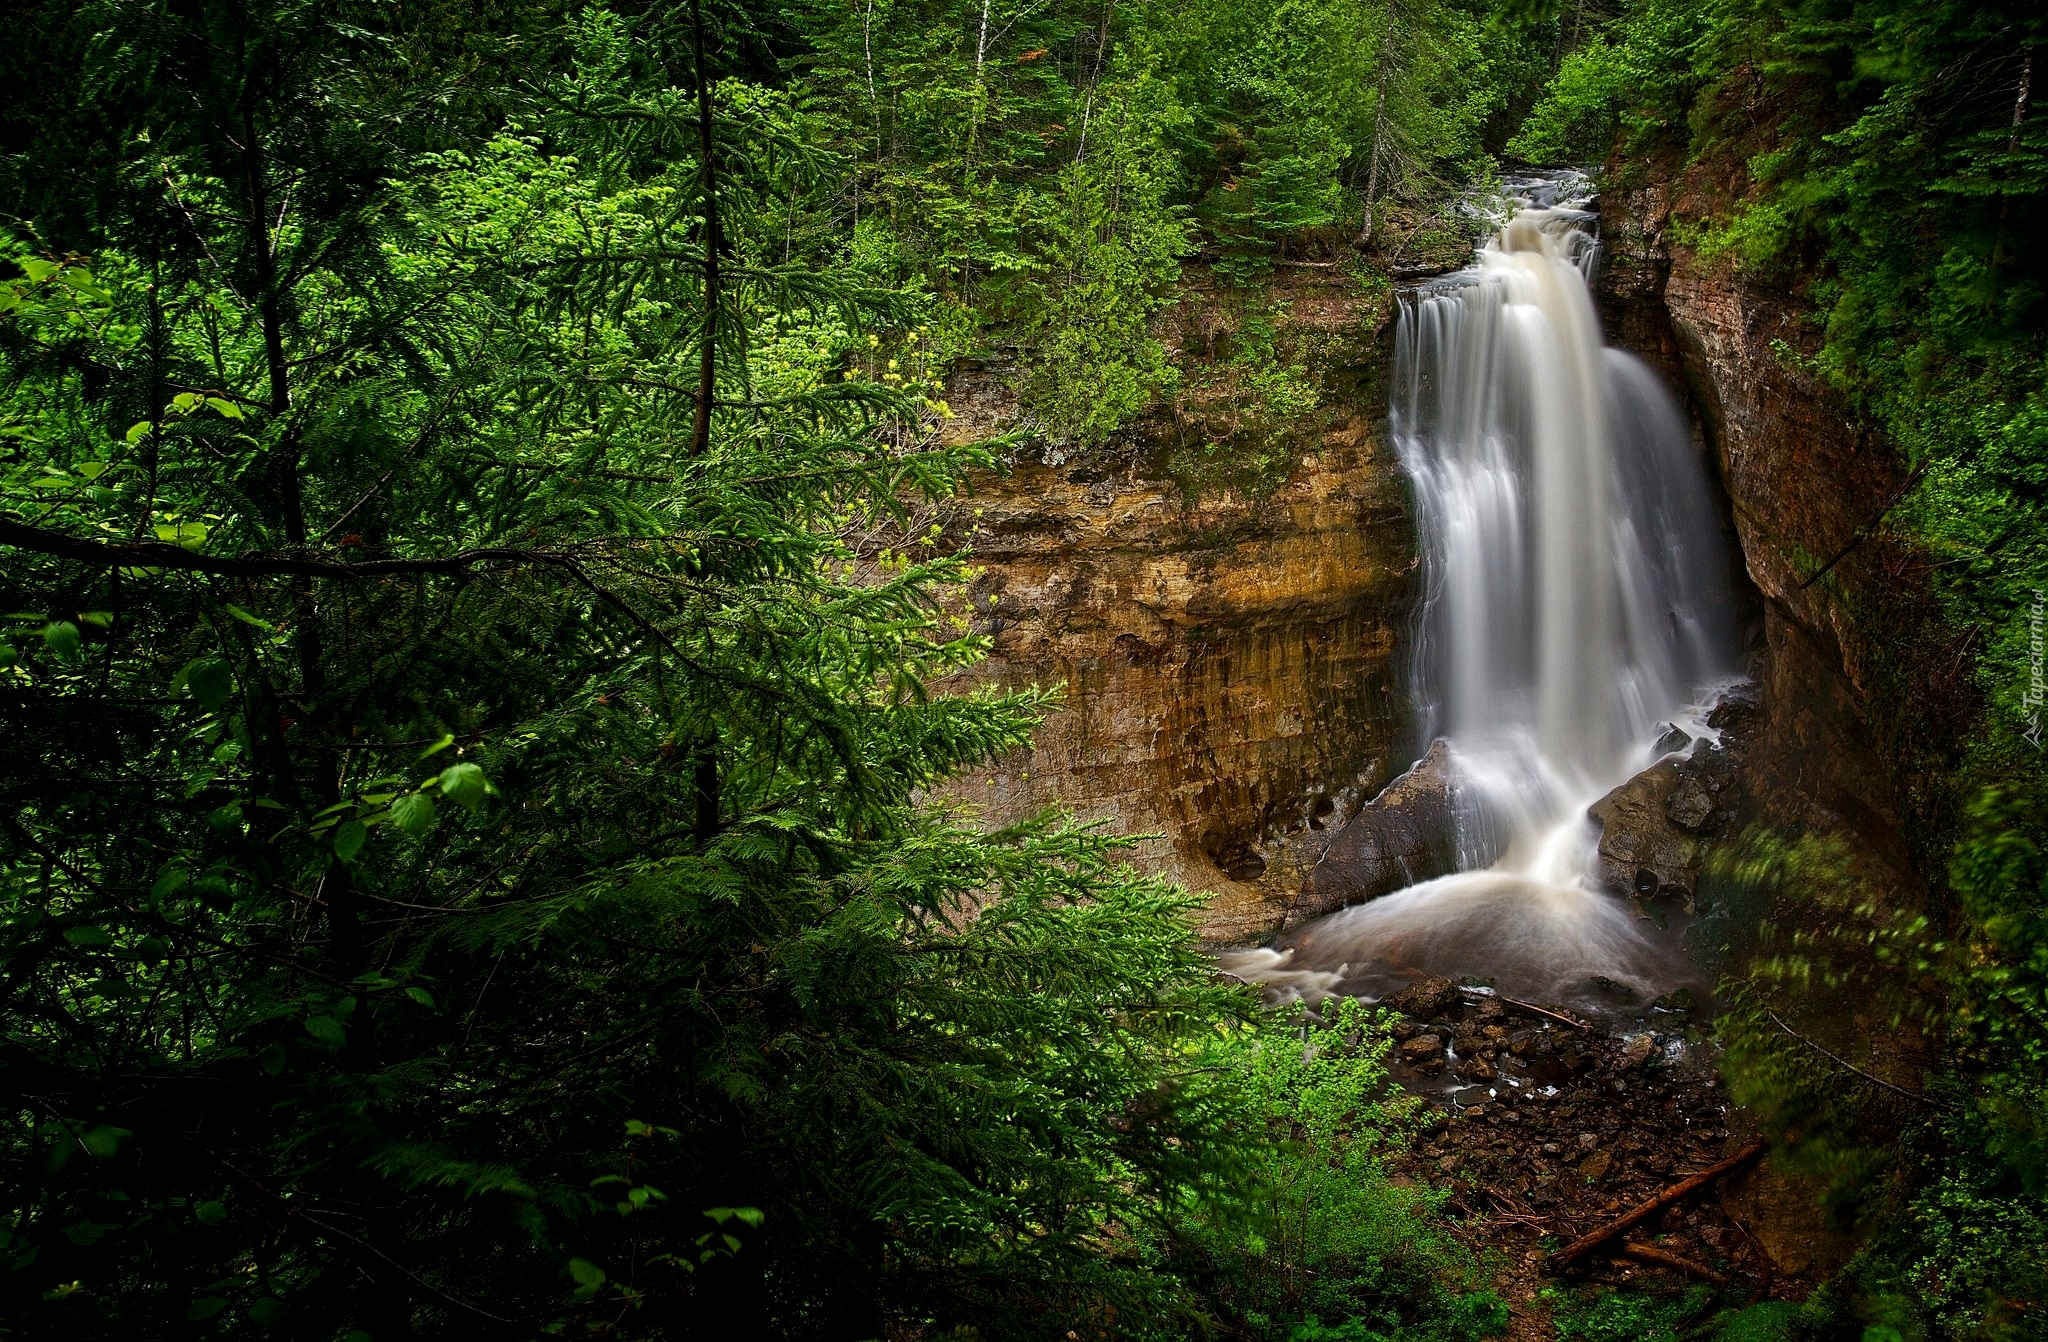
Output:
[1375, 981, 1784, 1339]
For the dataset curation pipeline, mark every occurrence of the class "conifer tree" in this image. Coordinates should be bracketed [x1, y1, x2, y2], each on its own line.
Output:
[0, 2, 1252, 1335]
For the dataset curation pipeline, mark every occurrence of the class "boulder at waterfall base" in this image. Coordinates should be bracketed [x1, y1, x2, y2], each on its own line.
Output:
[1297, 740, 1470, 921]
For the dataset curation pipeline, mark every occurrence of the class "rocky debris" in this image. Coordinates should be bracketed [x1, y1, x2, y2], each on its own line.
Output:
[1652, 722, 1692, 756]
[1381, 974, 1463, 1020]
[1294, 741, 1481, 922]
[1705, 682, 1761, 732]
[1378, 985, 1767, 1305]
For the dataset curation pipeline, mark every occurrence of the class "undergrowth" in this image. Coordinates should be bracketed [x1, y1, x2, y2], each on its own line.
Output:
[1162, 998, 1511, 1342]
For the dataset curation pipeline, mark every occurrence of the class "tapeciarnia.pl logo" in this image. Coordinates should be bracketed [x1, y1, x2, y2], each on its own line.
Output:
[2026, 589, 2046, 750]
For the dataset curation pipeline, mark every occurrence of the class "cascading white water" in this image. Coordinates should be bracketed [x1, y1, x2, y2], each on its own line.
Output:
[1225, 171, 1739, 1012]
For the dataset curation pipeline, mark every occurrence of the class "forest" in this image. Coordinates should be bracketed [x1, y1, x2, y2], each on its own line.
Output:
[0, 0, 2040, 1339]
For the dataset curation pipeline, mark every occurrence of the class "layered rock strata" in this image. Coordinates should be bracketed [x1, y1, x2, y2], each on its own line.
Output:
[932, 269, 1415, 943]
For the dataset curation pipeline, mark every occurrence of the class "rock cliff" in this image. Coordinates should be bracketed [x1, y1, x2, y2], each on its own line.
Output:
[933, 267, 1416, 943]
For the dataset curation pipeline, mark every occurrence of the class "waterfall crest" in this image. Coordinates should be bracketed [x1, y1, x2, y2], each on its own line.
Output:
[1225, 172, 1738, 1013]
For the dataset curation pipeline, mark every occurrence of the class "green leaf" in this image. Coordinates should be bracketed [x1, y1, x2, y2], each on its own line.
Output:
[405, 986, 435, 1008]
[332, 820, 368, 862]
[78, 1126, 131, 1158]
[155, 520, 209, 550]
[390, 791, 437, 836]
[437, 762, 489, 813]
[248, 1296, 287, 1326]
[41, 621, 81, 661]
[258, 1044, 287, 1075]
[223, 604, 274, 631]
[186, 1298, 228, 1321]
[185, 658, 234, 712]
[418, 732, 456, 760]
[568, 1258, 605, 1289]
[194, 1200, 227, 1226]
[62, 925, 113, 947]
[705, 1206, 763, 1227]
[304, 1016, 346, 1048]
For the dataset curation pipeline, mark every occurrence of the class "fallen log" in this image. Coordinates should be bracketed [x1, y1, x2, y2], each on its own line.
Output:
[1615, 1240, 1728, 1285]
[1458, 986, 1592, 1032]
[1548, 1139, 1767, 1270]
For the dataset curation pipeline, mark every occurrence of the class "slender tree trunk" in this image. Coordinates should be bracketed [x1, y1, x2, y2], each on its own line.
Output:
[688, 0, 723, 460]
[1992, 47, 2033, 275]
[1073, 0, 1115, 165]
[2009, 46, 2033, 153]
[1355, 29, 1392, 250]
[694, 742, 720, 844]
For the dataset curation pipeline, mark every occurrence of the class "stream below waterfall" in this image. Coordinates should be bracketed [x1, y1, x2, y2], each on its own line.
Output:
[1225, 171, 1744, 1022]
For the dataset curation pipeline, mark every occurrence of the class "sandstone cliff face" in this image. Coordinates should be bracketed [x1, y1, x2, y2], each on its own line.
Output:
[933, 269, 1415, 943]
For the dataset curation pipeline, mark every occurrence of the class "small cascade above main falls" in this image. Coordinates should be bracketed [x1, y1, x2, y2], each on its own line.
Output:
[1224, 171, 1742, 1016]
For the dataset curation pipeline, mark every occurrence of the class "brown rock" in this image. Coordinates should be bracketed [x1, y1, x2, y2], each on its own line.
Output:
[1579, 1149, 1614, 1182]
[1588, 759, 1702, 901]
[1398, 1034, 1446, 1065]
[1381, 975, 1463, 1020]
[1297, 740, 1481, 920]
[1665, 774, 1719, 833]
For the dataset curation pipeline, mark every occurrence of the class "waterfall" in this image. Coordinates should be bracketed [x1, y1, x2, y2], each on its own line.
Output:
[1224, 171, 1738, 1012]
[1396, 171, 1735, 867]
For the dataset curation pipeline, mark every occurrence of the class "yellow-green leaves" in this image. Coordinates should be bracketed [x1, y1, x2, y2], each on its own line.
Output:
[153, 520, 209, 550]
[331, 820, 368, 862]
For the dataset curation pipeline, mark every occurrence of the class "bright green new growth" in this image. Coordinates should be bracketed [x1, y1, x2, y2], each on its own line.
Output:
[1161, 1000, 1510, 1341]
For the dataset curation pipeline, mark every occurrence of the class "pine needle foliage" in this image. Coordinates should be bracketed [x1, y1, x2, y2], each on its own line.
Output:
[0, 2, 1262, 1336]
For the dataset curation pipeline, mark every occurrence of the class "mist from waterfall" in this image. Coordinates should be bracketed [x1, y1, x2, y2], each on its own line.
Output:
[1225, 172, 1739, 1012]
